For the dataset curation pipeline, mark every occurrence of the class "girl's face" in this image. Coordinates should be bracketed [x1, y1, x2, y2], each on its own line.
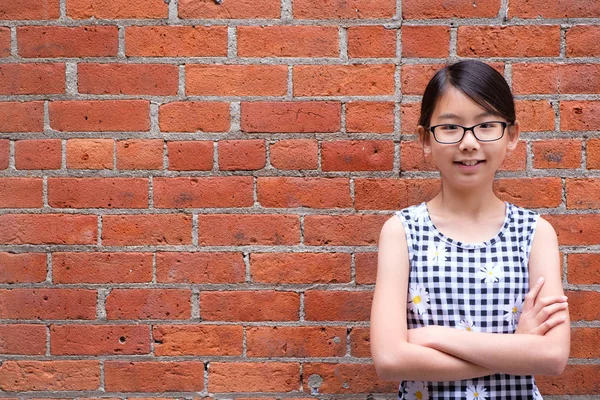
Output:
[418, 86, 520, 189]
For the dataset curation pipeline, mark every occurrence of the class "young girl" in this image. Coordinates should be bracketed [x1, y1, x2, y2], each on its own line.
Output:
[370, 60, 570, 399]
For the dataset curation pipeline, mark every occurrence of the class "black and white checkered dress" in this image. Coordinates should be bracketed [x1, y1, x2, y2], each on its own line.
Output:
[395, 202, 543, 400]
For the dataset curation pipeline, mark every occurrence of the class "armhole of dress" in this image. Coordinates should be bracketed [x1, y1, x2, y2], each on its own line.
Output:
[395, 210, 416, 263]
[523, 213, 541, 267]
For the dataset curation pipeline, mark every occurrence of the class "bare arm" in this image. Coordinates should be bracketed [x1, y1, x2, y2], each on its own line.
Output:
[370, 215, 494, 381]
[405, 218, 570, 376]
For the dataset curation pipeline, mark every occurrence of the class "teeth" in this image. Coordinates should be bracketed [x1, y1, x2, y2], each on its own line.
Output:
[461, 160, 478, 166]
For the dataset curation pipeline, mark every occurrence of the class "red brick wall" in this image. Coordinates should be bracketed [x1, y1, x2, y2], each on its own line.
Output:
[0, 0, 598, 398]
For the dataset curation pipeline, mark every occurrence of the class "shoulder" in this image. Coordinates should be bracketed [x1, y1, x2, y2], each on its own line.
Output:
[531, 216, 558, 246]
[380, 203, 425, 237]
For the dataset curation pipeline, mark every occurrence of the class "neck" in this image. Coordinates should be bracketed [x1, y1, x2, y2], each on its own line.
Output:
[429, 180, 505, 220]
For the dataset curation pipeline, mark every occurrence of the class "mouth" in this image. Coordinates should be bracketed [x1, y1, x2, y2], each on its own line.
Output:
[455, 160, 485, 166]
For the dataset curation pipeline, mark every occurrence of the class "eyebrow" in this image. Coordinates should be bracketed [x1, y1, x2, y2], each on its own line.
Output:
[437, 111, 496, 120]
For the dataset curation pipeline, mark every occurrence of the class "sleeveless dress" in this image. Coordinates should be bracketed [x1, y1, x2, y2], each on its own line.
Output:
[395, 201, 543, 400]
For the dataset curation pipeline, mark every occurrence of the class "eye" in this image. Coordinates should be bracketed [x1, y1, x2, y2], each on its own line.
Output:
[439, 124, 460, 131]
[479, 122, 500, 129]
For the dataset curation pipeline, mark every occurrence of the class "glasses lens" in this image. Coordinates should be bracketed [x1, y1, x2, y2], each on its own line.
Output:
[434, 125, 463, 143]
[473, 122, 505, 141]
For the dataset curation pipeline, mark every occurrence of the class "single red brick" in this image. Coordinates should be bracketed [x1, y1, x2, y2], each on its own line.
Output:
[50, 100, 149, 132]
[126, 25, 227, 57]
[105, 289, 191, 320]
[494, 178, 562, 209]
[198, 214, 300, 246]
[510, 0, 600, 18]
[0, 63, 65, 94]
[18, 26, 118, 58]
[354, 178, 440, 210]
[0, 28, 10, 57]
[566, 26, 600, 57]
[0, 177, 43, 208]
[0, 253, 46, 283]
[154, 176, 254, 208]
[536, 364, 600, 395]
[402, 26, 450, 58]
[570, 327, 600, 358]
[167, 141, 213, 171]
[0, 288, 96, 319]
[0, 324, 46, 354]
[104, 361, 203, 392]
[544, 215, 600, 246]
[200, 291, 299, 321]
[561, 101, 600, 131]
[156, 252, 245, 284]
[270, 139, 318, 170]
[0, 0, 59, 19]
[347, 26, 396, 58]
[209, 362, 300, 392]
[400, 140, 437, 172]
[294, 0, 395, 19]
[153, 325, 243, 356]
[50, 325, 150, 355]
[0, 214, 97, 245]
[250, 252, 351, 284]
[160, 102, 230, 133]
[587, 138, 600, 169]
[78, 64, 178, 95]
[305, 214, 388, 246]
[0, 361, 99, 391]
[257, 177, 351, 208]
[322, 140, 394, 171]
[567, 254, 600, 285]
[102, 214, 192, 246]
[567, 179, 600, 209]
[512, 63, 558, 95]
[52, 252, 153, 284]
[238, 26, 339, 57]
[179, 0, 280, 19]
[533, 140, 581, 169]
[302, 363, 396, 393]
[403, 0, 500, 18]
[246, 326, 346, 357]
[116, 139, 163, 170]
[67, 0, 168, 19]
[48, 177, 148, 209]
[401, 64, 445, 95]
[66, 139, 113, 170]
[346, 102, 394, 133]
[457, 26, 561, 57]
[558, 64, 600, 94]
[355, 252, 377, 284]
[294, 64, 395, 96]
[515, 100, 554, 132]
[0, 140, 9, 169]
[15, 139, 62, 170]
[218, 139, 266, 171]
[349, 326, 371, 357]
[241, 102, 341, 133]
[186, 65, 287, 96]
[0, 101, 43, 132]
[304, 290, 372, 321]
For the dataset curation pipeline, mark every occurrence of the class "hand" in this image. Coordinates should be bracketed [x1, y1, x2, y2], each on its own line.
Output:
[515, 277, 568, 336]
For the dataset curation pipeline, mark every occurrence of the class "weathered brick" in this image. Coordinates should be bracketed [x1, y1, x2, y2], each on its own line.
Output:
[0, 361, 99, 391]
[322, 140, 394, 171]
[270, 139, 318, 170]
[566, 26, 600, 57]
[401, 64, 445, 95]
[0, 214, 97, 245]
[104, 361, 203, 392]
[126, 25, 227, 57]
[0, 27, 10, 57]
[198, 214, 300, 246]
[18, 26, 118, 58]
[167, 141, 213, 171]
[153, 325, 243, 356]
[355, 252, 377, 284]
[512, 63, 558, 95]
[302, 363, 396, 393]
[0, 102, 44, 132]
[0, 252, 46, 283]
[509, 0, 600, 18]
[186, 65, 287, 96]
[66, 139, 113, 170]
[241, 102, 341, 133]
[349, 327, 371, 357]
[156, 252, 245, 283]
[246, 326, 347, 357]
[250, 252, 351, 283]
[346, 102, 395, 133]
[208, 363, 300, 392]
[294, 0, 395, 19]
[304, 214, 389, 246]
[179, 0, 280, 19]
[50, 101, 149, 132]
[0, 324, 46, 354]
[52, 252, 153, 284]
[494, 178, 562, 209]
[67, 0, 168, 19]
[402, 26, 450, 58]
[457, 26, 560, 57]
[154, 177, 254, 208]
[116, 139, 163, 170]
[105, 289, 191, 320]
[537, 365, 600, 395]
[0, 63, 65, 94]
[347, 26, 396, 58]
[567, 254, 600, 285]
[294, 64, 395, 96]
[403, 0, 500, 18]
[0, 177, 43, 208]
[50, 325, 150, 355]
[533, 140, 581, 169]
[160, 102, 230, 133]
[102, 214, 192, 246]
[588, 139, 600, 169]
[0, 0, 59, 20]
[304, 290, 373, 321]
[561, 101, 600, 131]
[200, 291, 299, 321]
[48, 177, 148, 209]
[544, 215, 600, 246]
[78, 64, 178, 95]
[354, 178, 440, 210]
[0, 288, 96, 319]
[257, 177, 351, 208]
[566, 179, 600, 209]
[515, 100, 555, 132]
[400, 141, 437, 172]
[238, 26, 339, 57]
[15, 139, 62, 170]
[218, 139, 266, 171]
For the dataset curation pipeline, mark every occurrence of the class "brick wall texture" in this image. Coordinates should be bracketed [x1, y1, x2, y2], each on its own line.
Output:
[0, 0, 599, 398]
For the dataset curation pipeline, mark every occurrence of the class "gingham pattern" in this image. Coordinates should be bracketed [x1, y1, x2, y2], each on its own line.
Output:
[395, 202, 543, 400]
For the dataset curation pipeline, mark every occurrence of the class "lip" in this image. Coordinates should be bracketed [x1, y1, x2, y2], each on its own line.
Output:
[454, 160, 486, 170]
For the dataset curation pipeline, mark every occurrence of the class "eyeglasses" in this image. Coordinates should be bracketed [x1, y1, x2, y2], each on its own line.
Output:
[429, 121, 510, 144]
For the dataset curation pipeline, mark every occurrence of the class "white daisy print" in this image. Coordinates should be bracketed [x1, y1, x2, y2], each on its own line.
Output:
[475, 262, 504, 284]
[408, 284, 431, 316]
[503, 297, 524, 325]
[427, 243, 447, 266]
[405, 381, 429, 400]
[457, 319, 478, 332]
[466, 384, 488, 400]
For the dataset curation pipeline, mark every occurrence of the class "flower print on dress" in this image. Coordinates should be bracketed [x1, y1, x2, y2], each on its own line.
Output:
[503, 297, 524, 325]
[466, 384, 488, 400]
[408, 284, 431, 315]
[413, 206, 428, 223]
[457, 319, 479, 332]
[475, 262, 505, 284]
[405, 381, 429, 400]
[427, 243, 448, 266]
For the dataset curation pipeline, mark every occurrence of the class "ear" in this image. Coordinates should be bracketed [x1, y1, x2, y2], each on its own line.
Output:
[417, 125, 432, 154]
[506, 120, 520, 151]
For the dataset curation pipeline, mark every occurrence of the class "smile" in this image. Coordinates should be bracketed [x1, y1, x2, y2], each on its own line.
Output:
[455, 160, 485, 166]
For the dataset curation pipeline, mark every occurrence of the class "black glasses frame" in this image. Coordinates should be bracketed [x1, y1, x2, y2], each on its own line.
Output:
[429, 121, 510, 144]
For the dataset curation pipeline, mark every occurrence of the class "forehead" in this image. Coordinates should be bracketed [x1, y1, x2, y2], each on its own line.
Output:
[431, 86, 491, 122]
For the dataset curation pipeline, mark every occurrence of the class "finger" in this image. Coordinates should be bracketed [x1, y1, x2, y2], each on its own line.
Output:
[536, 302, 569, 323]
[533, 295, 568, 314]
[533, 314, 567, 336]
[524, 277, 545, 311]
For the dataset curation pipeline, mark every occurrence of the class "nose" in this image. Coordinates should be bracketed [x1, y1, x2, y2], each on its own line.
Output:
[458, 128, 480, 151]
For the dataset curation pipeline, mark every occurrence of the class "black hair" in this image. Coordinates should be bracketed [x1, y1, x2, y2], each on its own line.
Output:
[418, 60, 516, 130]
